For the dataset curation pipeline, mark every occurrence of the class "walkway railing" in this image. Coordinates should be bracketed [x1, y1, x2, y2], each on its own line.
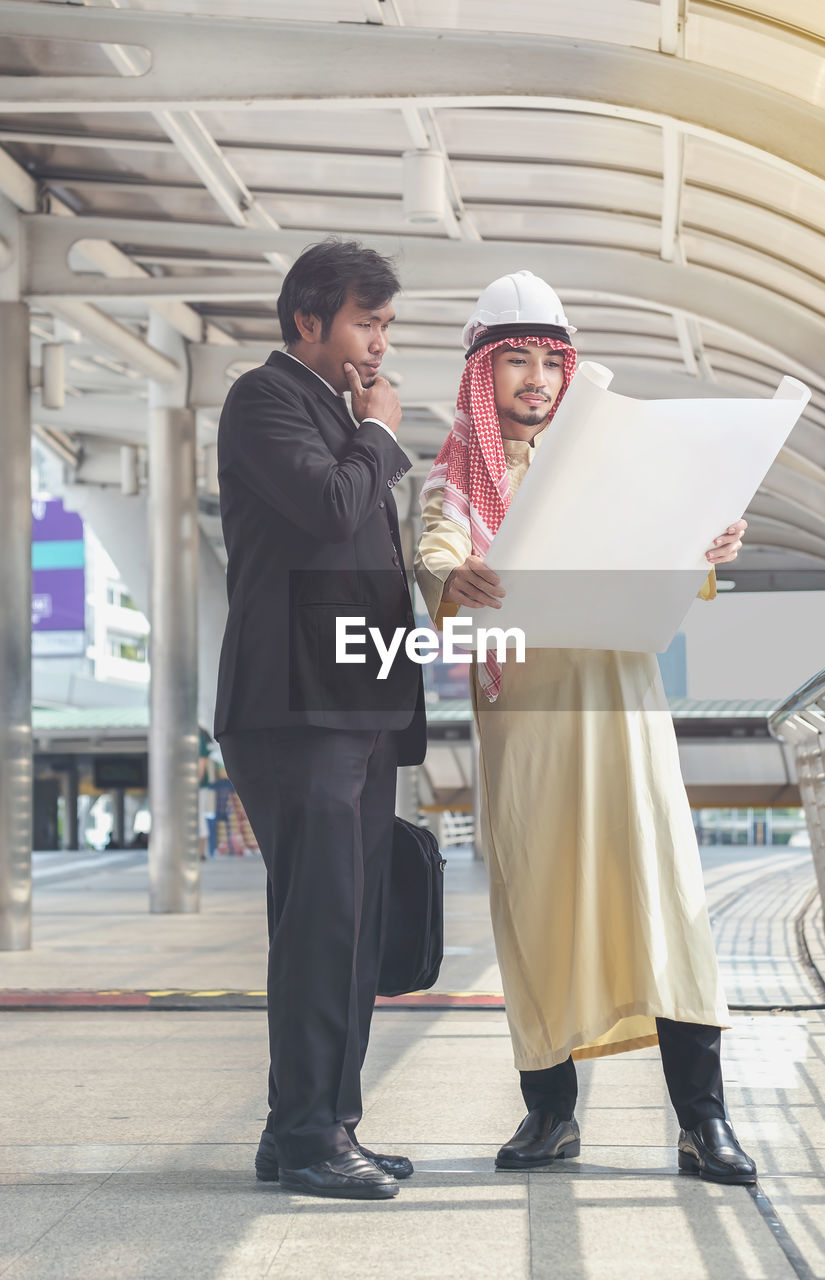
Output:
[769, 668, 825, 913]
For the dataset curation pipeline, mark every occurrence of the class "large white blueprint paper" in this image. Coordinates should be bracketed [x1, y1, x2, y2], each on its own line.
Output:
[464, 362, 810, 652]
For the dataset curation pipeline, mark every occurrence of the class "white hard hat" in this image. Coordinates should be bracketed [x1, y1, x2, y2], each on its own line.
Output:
[462, 269, 576, 350]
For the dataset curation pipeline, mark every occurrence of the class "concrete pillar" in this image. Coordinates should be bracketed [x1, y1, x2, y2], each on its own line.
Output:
[395, 465, 422, 825]
[66, 762, 79, 851]
[147, 316, 200, 912]
[0, 300, 33, 949]
[112, 788, 126, 848]
[470, 719, 483, 859]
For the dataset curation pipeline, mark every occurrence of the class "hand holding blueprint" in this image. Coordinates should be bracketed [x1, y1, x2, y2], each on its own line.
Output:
[463, 362, 811, 652]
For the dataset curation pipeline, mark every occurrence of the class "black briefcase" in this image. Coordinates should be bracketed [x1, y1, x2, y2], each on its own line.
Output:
[377, 817, 446, 998]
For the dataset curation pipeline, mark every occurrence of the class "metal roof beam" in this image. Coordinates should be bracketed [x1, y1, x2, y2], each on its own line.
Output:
[186, 342, 798, 411]
[672, 312, 700, 376]
[22, 217, 825, 383]
[673, 311, 716, 382]
[744, 510, 825, 560]
[659, 0, 684, 56]
[32, 394, 146, 434]
[0, 127, 175, 152]
[91, 2, 290, 269]
[32, 356, 765, 423]
[660, 120, 684, 264]
[386, 0, 481, 244]
[1, 7, 824, 185]
[0, 150, 183, 380]
[0, 147, 37, 213]
[42, 299, 180, 383]
[188, 346, 464, 410]
[48, 204, 205, 345]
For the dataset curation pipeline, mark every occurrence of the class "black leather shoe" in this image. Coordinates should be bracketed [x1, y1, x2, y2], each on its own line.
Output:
[495, 1110, 581, 1169]
[279, 1150, 399, 1199]
[678, 1118, 757, 1185]
[255, 1131, 414, 1183]
[359, 1145, 414, 1180]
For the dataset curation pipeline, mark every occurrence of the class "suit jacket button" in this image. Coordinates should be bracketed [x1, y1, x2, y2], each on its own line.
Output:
[378, 499, 386, 508]
[392, 554, 400, 566]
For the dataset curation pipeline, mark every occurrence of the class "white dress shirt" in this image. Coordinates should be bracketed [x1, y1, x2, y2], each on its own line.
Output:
[283, 350, 396, 440]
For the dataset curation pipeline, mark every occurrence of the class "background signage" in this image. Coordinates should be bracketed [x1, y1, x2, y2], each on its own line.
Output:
[32, 498, 86, 657]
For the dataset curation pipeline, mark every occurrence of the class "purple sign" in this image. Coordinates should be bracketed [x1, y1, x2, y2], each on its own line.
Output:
[32, 498, 84, 544]
[32, 568, 86, 632]
[31, 498, 86, 637]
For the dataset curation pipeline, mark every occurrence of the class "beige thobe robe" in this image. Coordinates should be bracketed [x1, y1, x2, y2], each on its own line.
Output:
[415, 430, 729, 1070]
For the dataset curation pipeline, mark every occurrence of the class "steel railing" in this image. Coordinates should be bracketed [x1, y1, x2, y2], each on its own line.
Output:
[769, 669, 825, 914]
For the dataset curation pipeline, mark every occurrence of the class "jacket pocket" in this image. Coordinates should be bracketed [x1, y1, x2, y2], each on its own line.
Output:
[290, 602, 382, 714]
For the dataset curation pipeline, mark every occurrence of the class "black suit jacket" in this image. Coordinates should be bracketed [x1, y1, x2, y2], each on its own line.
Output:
[214, 351, 426, 765]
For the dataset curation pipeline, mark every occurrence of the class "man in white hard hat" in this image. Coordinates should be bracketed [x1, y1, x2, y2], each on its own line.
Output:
[414, 271, 756, 1185]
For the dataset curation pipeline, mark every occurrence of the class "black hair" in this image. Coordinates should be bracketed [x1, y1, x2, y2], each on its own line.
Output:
[277, 238, 400, 343]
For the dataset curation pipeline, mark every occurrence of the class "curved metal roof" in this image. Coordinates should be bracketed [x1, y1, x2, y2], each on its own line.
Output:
[1, 0, 824, 570]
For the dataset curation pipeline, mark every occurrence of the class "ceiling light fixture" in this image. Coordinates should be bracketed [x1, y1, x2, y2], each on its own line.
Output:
[402, 150, 446, 224]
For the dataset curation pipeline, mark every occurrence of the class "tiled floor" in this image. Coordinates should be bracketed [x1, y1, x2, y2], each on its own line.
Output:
[1, 846, 823, 1278]
[2, 1008, 823, 1278]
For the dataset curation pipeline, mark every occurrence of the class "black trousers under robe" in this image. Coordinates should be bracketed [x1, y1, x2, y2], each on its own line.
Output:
[520, 1018, 726, 1129]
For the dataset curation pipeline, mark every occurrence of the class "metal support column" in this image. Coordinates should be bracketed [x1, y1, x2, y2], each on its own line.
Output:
[147, 315, 200, 912]
[112, 788, 126, 848]
[395, 465, 422, 826]
[66, 762, 79, 851]
[471, 720, 482, 859]
[0, 298, 33, 949]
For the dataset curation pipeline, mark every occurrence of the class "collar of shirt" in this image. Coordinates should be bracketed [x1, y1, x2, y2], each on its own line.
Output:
[282, 348, 394, 440]
[283, 348, 342, 400]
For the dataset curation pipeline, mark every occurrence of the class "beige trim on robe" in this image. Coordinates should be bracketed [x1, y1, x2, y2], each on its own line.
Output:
[414, 435, 727, 1070]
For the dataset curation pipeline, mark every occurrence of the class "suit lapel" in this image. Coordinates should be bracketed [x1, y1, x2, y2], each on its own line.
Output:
[267, 350, 356, 434]
[266, 351, 408, 567]
[328, 394, 358, 434]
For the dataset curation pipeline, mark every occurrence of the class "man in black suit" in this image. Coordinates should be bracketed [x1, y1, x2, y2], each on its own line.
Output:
[215, 240, 425, 1201]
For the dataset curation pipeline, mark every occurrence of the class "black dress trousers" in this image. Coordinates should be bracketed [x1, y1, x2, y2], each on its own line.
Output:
[220, 724, 397, 1169]
[519, 1018, 726, 1129]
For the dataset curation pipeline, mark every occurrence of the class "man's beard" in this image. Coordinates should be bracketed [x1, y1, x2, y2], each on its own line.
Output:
[502, 404, 551, 429]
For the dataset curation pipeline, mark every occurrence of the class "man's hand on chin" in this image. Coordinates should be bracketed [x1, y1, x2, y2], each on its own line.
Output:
[344, 363, 402, 435]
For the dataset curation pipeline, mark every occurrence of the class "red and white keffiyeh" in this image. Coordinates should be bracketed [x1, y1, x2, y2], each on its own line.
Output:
[421, 334, 577, 701]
